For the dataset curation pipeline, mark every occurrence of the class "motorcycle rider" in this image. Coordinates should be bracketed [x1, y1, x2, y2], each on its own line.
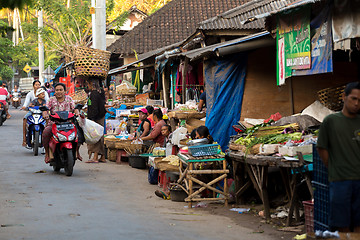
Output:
[22, 80, 49, 147]
[42, 83, 80, 163]
[0, 80, 11, 119]
[11, 85, 21, 107]
[29, 88, 47, 108]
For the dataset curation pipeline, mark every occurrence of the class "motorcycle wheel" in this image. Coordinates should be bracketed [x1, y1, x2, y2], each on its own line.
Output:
[33, 131, 40, 156]
[0, 117, 2, 126]
[64, 149, 74, 176]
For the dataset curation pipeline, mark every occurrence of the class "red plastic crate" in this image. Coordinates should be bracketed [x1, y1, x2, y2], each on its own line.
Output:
[303, 200, 314, 233]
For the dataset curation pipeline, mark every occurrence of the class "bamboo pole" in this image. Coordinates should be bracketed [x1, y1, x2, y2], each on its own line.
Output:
[223, 159, 228, 207]
[186, 174, 227, 199]
[185, 198, 226, 202]
[188, 176, 228, 197]
[188, 169, 229, 174]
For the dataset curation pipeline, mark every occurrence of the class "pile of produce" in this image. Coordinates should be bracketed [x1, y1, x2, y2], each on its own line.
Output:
[232, 122, 302, 153]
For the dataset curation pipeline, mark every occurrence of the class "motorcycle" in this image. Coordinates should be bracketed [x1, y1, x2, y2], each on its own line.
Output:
[0, 102, 7, 126]
[26, 107, 46, 156]
[12, 92, 21, 109]
[40, 105, 82, 176]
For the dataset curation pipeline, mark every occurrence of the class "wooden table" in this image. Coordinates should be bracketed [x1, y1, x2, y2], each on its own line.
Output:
[177, 153, 229, 208]
[228, 150, 313, 225]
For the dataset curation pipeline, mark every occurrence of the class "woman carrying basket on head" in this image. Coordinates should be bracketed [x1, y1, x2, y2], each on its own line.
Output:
[85, 78, 106, 163]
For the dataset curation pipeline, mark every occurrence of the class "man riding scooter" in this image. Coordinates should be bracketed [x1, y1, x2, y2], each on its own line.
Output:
[11, 85, 21, 108]
[22, 80, 49, 147]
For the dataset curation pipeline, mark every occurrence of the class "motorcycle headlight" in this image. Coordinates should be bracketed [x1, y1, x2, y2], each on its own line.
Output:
[68, 132, 76, 141]
[57, 133, 67, 142]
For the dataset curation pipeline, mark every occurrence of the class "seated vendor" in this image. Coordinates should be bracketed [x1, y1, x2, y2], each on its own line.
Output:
[161, 124, 172, 147]
[137, 108, 151, 138]
[146, 105, 155, 127]
[196, 125, 213, 144]
[141, 109, 166, 145]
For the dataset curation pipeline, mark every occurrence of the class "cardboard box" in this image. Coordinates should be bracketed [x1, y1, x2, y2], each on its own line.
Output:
[259, 144, 280, 155]
[278, 144, 313, 157]
[136, 93, 149, 105]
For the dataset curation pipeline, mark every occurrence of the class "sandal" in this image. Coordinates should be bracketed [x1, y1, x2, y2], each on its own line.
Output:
[98, 159, 106, 163]
[44, 155, 50, 164]
[85, 160, 99, 163]
[22, 140, 27, 147]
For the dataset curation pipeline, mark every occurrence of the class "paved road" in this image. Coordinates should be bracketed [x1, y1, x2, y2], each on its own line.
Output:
[0, 108, 282, 240]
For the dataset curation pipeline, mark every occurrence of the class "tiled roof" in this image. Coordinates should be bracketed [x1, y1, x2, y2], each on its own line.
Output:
[198, 0, 312, 31]
[107, 0, 250, 56]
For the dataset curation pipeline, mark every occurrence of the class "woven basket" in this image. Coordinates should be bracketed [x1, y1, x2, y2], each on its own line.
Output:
[107, 148, 117, 162]
[75, 47, 111, 78]
[114, 139, 132, 149]
[69, 89, 88, 105]
[317, 85, 345, 111]
[104, 137, 118, 148]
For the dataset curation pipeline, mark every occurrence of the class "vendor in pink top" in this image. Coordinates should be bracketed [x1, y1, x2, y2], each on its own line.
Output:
[141, 108, 166, 145]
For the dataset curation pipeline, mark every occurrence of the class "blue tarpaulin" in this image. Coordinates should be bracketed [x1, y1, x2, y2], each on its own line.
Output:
[205, 53, 247, 151]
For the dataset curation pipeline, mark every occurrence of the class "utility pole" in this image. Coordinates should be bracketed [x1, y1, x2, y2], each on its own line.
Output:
[38, 10, 44, 84]
[91, 0, 97, 48]
[92, 0, 106, 50]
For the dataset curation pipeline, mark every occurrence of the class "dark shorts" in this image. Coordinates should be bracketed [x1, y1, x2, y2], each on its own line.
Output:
[329, 180, 360, 228]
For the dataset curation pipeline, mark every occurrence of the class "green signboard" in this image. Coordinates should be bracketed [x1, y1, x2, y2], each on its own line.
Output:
[276, 5, 311, 85]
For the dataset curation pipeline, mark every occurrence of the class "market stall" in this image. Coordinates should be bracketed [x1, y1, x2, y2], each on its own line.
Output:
[167, 101, 206, 132]
[226, 113, 318, 224]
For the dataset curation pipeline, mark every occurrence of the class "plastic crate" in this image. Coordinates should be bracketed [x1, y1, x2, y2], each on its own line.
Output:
[188, 144, 219, 157]
[312, 144, 329, 185]
[313, 181, 329, 231]
[303, 200, 314, 233]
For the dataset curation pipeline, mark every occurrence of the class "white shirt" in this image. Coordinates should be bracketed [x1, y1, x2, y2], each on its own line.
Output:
[23, 90, 49, 108]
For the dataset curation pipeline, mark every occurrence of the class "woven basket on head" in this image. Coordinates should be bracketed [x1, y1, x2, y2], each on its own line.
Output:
[317, 85, 345, 111]
[75, 47, 111, 79]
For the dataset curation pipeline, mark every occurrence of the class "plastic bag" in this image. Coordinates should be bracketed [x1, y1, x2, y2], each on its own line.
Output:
[78, 117, 104, 144]
[171, 127, 187, 146]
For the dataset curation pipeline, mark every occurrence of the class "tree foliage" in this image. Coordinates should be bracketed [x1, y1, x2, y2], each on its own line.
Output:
[0, 0, 33, 10]
[109, 0, 172, 21]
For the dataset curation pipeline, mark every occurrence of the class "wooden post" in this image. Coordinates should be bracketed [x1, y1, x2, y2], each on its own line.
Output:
[262, 166, 271, 220]
[188, 162, 193, 208]
[289, 77, 294, 115]
[223, 159, 228, 207]
[162, 70, 167, 108]
[182, 58, 189, 104]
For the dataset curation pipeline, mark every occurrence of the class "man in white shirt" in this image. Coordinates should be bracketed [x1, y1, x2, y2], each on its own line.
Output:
[22, 80, 49, 147]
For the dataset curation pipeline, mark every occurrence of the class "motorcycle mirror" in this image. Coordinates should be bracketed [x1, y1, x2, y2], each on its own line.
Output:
[39, 106, 49, 111]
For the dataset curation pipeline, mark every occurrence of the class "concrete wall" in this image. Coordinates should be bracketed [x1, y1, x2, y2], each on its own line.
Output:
[240, 47, 358, 120]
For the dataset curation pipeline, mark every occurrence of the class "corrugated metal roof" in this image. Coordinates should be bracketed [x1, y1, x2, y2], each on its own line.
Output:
[198, 0, 321, 31]
[167, 31, 272, 61]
